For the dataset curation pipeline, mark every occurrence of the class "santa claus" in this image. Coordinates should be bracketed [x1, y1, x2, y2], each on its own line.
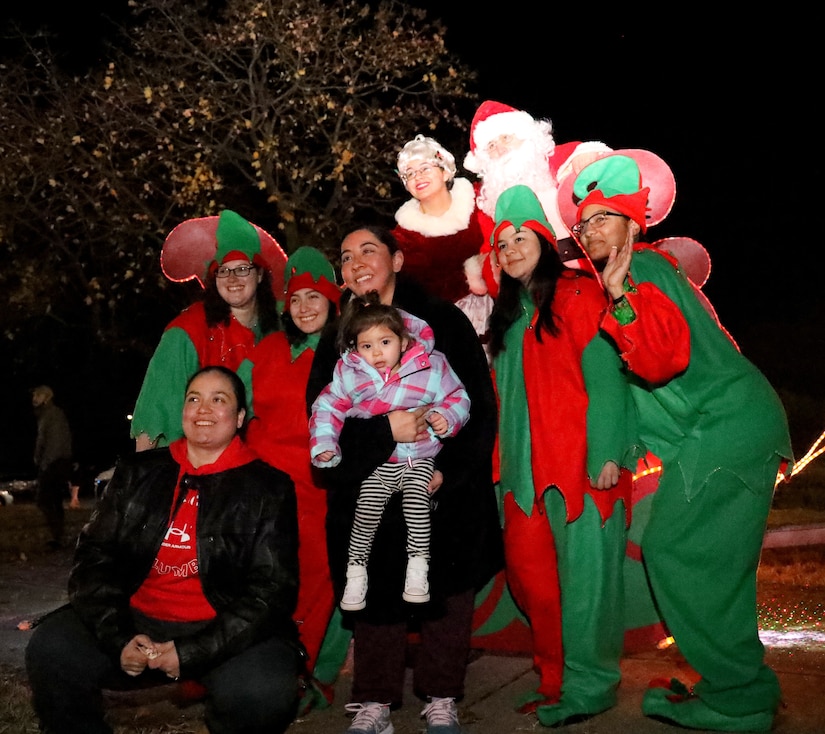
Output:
[463, 100, 610, 297]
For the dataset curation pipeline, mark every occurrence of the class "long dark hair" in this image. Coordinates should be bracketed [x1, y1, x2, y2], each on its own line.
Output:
[336, 291, 409, 354]
[203, 267, 281, 334]
[488, 231, 567, 359]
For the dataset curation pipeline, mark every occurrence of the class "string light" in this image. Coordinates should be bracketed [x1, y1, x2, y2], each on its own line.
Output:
[633, 429, 825, 487]
[785, 429, 825, 480]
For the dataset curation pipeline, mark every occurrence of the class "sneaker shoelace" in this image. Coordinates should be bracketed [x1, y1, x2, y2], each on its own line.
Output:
[421, 697, 458, 725]
[346, 702, 388, 729]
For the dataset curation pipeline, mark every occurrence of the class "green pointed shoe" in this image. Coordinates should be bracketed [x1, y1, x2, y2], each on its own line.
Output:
[535, 701, 612, 728]
[642, 686, 775, 732]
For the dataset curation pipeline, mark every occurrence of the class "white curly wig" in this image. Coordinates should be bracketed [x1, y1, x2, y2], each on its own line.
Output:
[396, 134, 457, 181]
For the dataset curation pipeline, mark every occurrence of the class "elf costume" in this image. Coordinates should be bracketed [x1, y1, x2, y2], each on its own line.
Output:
[568, 153, 794, 732]
[131, 210, 286, 447]
[490, 186, 642, 722]
[245, 246, 345, 705]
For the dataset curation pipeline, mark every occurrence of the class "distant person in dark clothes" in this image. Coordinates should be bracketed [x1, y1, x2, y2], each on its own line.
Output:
[31, 385, 73, 549]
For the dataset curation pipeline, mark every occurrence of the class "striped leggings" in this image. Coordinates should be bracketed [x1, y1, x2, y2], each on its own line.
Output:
[348, 458, 434, 566]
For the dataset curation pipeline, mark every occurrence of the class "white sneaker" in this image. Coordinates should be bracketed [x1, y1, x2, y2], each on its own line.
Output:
[344, 701, 394, 734]
[340, 565, 368, 611]
[402, 556, 430, 603]
[421, 696, 461, 733]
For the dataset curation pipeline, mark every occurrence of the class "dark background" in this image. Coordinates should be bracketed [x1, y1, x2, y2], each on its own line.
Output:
[1, 3, 821, 481]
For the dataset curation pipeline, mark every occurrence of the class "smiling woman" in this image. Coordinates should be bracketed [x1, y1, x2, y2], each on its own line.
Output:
[487, 185, 640, 723]
[130, 209, 286, 452]
[245, 246, 343, 688]
[24, 364, 304, 734]
[181, 367, 248, 465]
[307, 224, 502, 733]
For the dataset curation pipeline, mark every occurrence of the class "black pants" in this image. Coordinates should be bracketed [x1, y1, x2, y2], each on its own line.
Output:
[36, 458, 72, 544]
[25, 605, 302, 734]
[351, 589, 474, 706]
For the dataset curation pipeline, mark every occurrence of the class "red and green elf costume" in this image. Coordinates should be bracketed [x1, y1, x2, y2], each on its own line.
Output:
[570, 154, 794, 732]
[131, 210, 285, 447]
[246, 246, 343, 682]
[491, 185, 642, 723]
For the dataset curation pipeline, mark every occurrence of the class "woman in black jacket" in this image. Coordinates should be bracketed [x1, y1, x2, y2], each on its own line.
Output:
[307, 225, 503, 734]
[26, 366, 303, 734]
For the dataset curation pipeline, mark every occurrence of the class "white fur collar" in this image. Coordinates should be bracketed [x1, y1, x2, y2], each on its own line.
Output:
[394, 177, 476, 237]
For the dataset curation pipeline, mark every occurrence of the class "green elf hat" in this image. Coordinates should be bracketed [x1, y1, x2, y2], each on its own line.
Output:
[211, 209, 263, 270]
[491, 184, 557, 247]
[160, 209, 287, 293]
[284, 246, 342, 309]
[558, 149, 675, 236]
[573, 155, 651, 232]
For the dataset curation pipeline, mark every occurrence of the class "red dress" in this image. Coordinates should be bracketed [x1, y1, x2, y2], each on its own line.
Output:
[392, 177, 484, 304]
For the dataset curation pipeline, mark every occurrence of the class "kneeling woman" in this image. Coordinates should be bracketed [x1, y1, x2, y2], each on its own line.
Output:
[26, 366, 303, 734]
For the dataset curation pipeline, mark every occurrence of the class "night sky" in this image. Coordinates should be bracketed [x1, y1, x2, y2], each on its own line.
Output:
[413, 6, 818, 336]
[1, 3, 821, 474]
[2, 2, 816, 330]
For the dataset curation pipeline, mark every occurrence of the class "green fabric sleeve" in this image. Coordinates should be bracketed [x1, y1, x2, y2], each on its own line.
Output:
[493, 292, 536, 517]
[130, 327, 200, 446]
[582, 333, 643, 477]
[235, 358, 255, 418]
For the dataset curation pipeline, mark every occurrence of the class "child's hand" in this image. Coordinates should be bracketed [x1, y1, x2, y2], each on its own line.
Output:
[317, 450, 336, 463]
[426, 411, 448, 436]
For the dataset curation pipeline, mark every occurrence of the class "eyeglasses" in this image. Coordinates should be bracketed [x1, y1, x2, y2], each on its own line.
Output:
[398, 163, 440, 184]
[215, 264, 256, 278]
[571, 211, 628, 237]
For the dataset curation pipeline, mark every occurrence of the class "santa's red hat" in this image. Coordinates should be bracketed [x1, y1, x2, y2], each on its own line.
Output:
[463, 100, 550, 174]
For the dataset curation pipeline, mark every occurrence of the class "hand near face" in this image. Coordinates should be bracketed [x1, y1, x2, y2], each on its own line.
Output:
[601, 238, 634, 301]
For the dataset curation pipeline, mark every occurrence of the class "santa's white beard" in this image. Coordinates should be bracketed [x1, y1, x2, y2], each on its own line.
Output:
[476, 143, 564, 233]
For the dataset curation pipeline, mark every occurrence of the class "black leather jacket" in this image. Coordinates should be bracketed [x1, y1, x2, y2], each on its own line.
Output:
[68, 447, 300, 678]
